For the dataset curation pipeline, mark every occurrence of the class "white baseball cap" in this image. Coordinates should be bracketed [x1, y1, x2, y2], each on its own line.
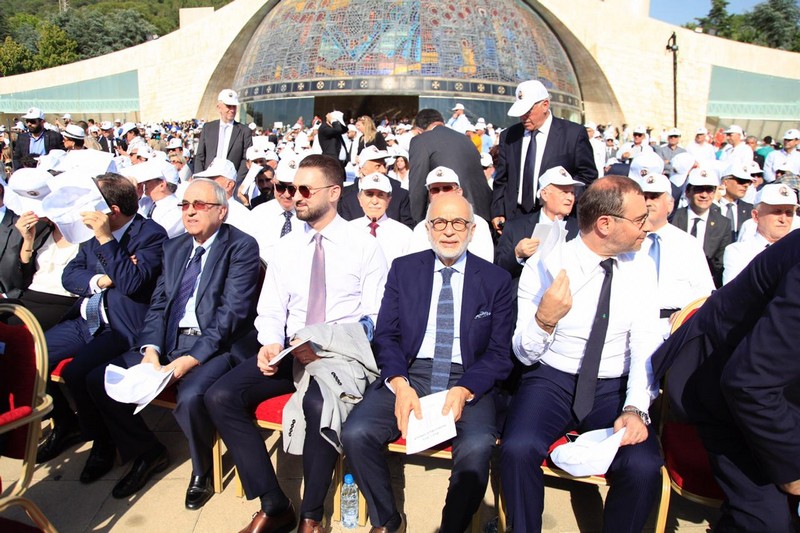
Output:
[358, 173, 393, 194]
[274, 155, 299, 184]
[628, 151, 664, 180]
[667, 128, 681, 137]
[22, 107, 45, 120]
[451, 103, 465, 111]
[194, 157, 237, 182]
[725, 125, 744, 135]
[639, 173, 671, 194]
[245, 146, 268, 161]
[62, 113, 72, 120]
[130, 144, 155, 161]
[425, 166, 460, 188]
[538, 166, 583, 195]
[122, 160, 179, 185]
[480, 153, 494, 168]
[166, 138, 183, 150]
[687, 165, 720, 187]
[695, 127, 709, 135]
[783, 129, 800, 141]
[722, 162, 755, 182]
[632, 125, 647, 135]
[508, 80, 550, 117]
[100, 121, 114, 131]
[358, 145, 389, 167]
[8, 168, 53, 216]
[755, 183, 798, 207]
[62, 124, 85, 140]
[120, 122, 138, 136]
[217, 89, 240, 106]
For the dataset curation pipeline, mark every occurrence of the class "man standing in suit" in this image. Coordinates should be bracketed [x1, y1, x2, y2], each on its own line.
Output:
[342, 194, 514, 533]
[37, 174, 168, 464]
[502, 176, 663, 532]
[84, 179, 261, 507]
[671, 166, 732, 287]
[12, 107, 65, 170]
[652, 230, 800, 532]
[408, 109, 492, 223]
[194, 89, 253, 182]
[716, 163, 754, 241]
[491, 80, 597, 233]
[317, 111, 348, 167]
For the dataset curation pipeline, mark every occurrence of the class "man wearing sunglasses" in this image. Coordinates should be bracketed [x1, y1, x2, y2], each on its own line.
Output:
[503, 175, 663, 532]
[206, 154, 387, 533]
[716, 163, 755, 241]
[250, 155, 304, 263]
[12, 107, 65, 170]
[193, 157, 254, 236]
[616, 125, 654, 165]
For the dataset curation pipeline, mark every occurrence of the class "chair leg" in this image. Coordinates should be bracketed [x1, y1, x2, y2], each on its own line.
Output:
[0, 496, 58, 533]
[654, 465, 671, 533]
[212, 432, 223, 494]
[234, 466, 244, 498]
[497, 483, 507, 532]
[332, 455, 343, 523]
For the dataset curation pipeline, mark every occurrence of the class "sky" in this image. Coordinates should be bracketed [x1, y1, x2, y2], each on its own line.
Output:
[649, 0, 762, 26]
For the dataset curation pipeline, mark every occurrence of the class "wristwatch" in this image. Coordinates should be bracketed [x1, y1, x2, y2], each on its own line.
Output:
[622, 406, 651, 426]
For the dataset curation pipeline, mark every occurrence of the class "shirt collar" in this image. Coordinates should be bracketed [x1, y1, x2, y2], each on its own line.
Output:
[193, 228, 219, 252]
[304, 214, 347, 244]
[434, 250, 468, 275]
[363, 214, 389, 225]
[112, 217, 135, 241]
[526, 111, 553, 137]
[688, 207, 710, 222]
[575, 236, 615, 276]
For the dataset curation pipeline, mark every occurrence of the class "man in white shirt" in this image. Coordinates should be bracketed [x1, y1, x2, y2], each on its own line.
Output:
[124, 160, 185, 238]
[685, 127, 717, 162]
[193, 157, 253, 236]
[720, 125, 754, 165]
[723, 183, 798, 284]
[348, 172, 412, 265]
[446, 103, 471, 134]
[585, 122, 606, 178]
[501, 175, 663, 532]
[616, 125, 654, 164]
[250, 156, 304, 263]
[206, 154, 388, 533]
[639, 173, 714, 336]
[763, 129, 800, 183]
[409, 167, 494, 262]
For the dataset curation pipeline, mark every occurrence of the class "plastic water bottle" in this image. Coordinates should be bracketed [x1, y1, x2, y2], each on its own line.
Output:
[341, 473, 359, 528]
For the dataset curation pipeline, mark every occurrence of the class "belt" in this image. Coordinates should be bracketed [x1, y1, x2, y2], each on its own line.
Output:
[178, 327, 202, 336]
[660, 308, 679, 319]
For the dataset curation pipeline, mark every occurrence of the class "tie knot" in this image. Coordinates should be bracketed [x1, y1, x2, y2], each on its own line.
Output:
[648, 232, 659, 243]
[192, 246, 205, 261]
[283, 210, 293, 220]
[369, 221, 379, 229]
[313, 233, 323, 244]
[599, 258, 614, 274]
[440, 267, 454, 284]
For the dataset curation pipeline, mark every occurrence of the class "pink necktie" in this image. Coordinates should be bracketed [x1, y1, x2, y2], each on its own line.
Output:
[369, 221, 379, 237]
[306, 233, 326, 325]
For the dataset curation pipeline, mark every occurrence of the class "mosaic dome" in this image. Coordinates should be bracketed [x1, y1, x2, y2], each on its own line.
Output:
[234, 0, 581, 110]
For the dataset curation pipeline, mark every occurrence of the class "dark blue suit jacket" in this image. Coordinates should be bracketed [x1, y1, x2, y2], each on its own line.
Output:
[494, 214, 580, 280]
[374, 250, 514, 400]
[61, 215, 168, 345]
[137, 224, 260, 364]
[652, 230, 800, 484]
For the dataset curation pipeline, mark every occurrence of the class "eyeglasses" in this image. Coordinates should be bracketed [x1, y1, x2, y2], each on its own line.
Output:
[24, 119, 39, 124]
[178, 200, 222, 211]
[427, 185, 457, 195]
[607, 212, 649, 230]
[428, 217, 471, 232]
[274, 183, 336, 198]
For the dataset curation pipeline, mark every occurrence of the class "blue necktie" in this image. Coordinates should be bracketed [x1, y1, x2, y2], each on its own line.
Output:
[431, 268, 455, 393]
[85, 260, 106, 335]
[648, 233, 661, 281]
[280, 211, 293, 238]
[165, 246, 205, 353]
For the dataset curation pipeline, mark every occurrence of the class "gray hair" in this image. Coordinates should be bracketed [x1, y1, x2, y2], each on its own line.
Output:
[187, 177, 229, 221]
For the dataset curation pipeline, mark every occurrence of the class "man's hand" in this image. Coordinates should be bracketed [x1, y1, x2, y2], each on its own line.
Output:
[613, 411, 648, 446]
[80, 210, 113, 244]
[164, 355, 200, 380]
[442, 386, 472, 422]
[142, 347, 161, 371]
[779, 480, 800, 496]
[256, 343, 283, 376]
[536, 270, 572, 330]
[514, 237, 540, 260]
[390, 377, 421, 439]
[491, 216, 505, 234]
[96, 275, 114, 289]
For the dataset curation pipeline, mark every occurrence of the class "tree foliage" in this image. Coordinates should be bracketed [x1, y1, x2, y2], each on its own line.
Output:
[32, 23, 78, 70]
[0, 36, 34, 76]
[51, 8, 158, 59]
[690, 0, 800, 52]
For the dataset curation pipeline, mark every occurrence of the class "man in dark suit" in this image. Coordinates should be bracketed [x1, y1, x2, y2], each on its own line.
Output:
[491, 80, 597, 233]
[408, 109, 492, 223]
[84, 179, 261, 508]
[194, 89, 253, 182]
[652, 230, 800, 532]
[97, 121, 118, 155]
[717, 163, 754, 241]
[37, 174, 168, 464]
[342, 194, 514, 533]
[317, 111, 348, 167]
[12, 107, 65, 170]
[0, 181, 24, 298]
[671, 166, 732, 287]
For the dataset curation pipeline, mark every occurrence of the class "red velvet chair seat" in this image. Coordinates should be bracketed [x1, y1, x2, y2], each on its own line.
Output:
[662, 422, 724, 500]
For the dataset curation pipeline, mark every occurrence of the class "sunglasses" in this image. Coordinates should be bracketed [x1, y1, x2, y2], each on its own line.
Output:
[274, 183, 336, 198]
[178, 200, 222, 211]
[428, 184, 457, 195]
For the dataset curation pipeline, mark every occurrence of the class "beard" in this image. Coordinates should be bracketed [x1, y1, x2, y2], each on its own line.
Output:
[296, 201, 327, 224]
[428, 233, 470, 263]
[28, 122, 43, 135]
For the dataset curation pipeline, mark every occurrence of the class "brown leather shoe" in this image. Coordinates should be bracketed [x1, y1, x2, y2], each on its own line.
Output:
[238, 504, 297, 533]
[297, 518, 326, 533]
[369, 515, 406, 533]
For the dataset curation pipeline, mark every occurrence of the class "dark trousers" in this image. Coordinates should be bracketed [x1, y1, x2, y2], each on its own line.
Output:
[86, 333, 237, 474]
[341, 359, 497, 533]
[204, 352, 339, 521]
[45, 318, 129, 440]
[500, 364, 663, 533]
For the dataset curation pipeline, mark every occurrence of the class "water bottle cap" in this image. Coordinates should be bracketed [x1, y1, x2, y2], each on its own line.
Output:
[344, 474, 354, 484]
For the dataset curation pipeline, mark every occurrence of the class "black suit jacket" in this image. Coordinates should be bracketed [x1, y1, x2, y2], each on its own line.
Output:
[12, 130, 65, 169]
[194, 120, 253, 181]
[721, 200, 753, 240]
[491, 117, 598, 221]
[137, 224, 260, 363]
[652, 230, 800, 485]
[0, 210, 23, 297]
[408, 125, 492, 223]
[338, 178, 414, 228]
[317, 122, 348, 163]
[671, 205, 732, 287]
[98, 136, 117, 155]
[494, 214, 580, 280]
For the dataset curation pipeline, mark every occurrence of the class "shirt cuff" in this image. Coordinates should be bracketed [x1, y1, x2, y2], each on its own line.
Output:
[512, 319, 555, 365]
[384, 376, 408, 394]
[140, 344, 160, 355]
[89, 274, 104, 294]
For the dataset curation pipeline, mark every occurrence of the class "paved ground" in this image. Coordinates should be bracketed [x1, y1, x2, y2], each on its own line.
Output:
[1, 406, 717, 532]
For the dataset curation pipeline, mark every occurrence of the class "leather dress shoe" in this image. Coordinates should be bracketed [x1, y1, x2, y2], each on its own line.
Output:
[369, 515, 406, 533]
[238, 503, 297, 533]
[184, 473, 213, 510]
[36, 424, 84, 463]
[297, 518, 326, 533]
[111, 445, 169, 499]
[79, 442, 115, 484]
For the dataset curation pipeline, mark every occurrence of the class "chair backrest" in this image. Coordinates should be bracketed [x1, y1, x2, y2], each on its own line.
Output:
[669, 296, 707, 335]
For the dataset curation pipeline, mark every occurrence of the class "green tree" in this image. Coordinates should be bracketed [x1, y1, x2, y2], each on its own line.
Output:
[9, 13, 42, 54]
[0, 36, 34, 75]
[747, 0, 800, 50]
[696, 0, 733, 37]
[32, 23, 78, 70]
[52, 8, 158, 59]
[0, 12, 10, 41]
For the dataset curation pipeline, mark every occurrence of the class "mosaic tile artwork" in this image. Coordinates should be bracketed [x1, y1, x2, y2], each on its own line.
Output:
[234, 0, 580, 99]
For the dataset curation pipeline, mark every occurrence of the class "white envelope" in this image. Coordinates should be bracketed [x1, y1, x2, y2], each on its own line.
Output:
[549, 427, 626, 477]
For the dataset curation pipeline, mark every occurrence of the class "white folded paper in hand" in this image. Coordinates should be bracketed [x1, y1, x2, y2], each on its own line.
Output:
[539, 218, 567, 281]
[104, 363, 174, 415]
[404, 390, 457, 455]
[240, 164, 264, 201]
[549, 427, 626, 477]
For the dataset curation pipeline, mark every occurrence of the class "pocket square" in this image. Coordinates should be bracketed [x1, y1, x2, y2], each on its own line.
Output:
[474, 311, 491, 319]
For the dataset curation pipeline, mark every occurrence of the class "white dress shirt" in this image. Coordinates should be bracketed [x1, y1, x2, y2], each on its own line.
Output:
[225, 198, 254, 236]
[720, 142, 754, 165]
[685, 141, 717, 162]
[517, 112, 552, 206]
[417, 253, 466, 365]
[217, 121, 234, 160]
[409, 215, 494, 263]
[255, 215, 388, 346]
[723, 232, 771, 285]
[514, 236, 661, 411]
[685, 208, 710, 249]
[27, 235, 79, 297]
[250, 200, 303, 263]
[348, 214, 412, 266]
[149, 194, 185, 238]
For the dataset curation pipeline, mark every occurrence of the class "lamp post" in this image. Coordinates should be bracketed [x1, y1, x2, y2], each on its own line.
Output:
[666, 32, 678, 128]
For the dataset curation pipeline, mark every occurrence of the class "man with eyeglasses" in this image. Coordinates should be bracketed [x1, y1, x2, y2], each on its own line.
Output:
[671, 166, 732, 287]
[409, 167, 494, 262]
[250, 155, 304, 263]
[84, 178, 260, 509]
[616, 125, 654, 165]
[503, 175, 663, 532]
[342, 193, 514, 533]
[193, 157, 253, 236]
[206, 154, 387, 533]
[12, 107, 65, 170]
[716, 163, 755, 241]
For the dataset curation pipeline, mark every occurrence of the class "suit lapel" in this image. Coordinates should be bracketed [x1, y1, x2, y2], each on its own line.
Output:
[0, 211, 14, 261]
[410, 251, 435, 356]
[459, 253, 480, 356]
[195, 225, 228, 304]
[540, 117, 562, 175]
[227, 123, 241, 157]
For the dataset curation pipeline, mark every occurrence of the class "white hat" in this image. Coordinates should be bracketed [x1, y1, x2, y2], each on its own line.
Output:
[347, 124, 358, 133]
[41, 172, 111, 244]
[451, 103, 465, 111]
[639, 173, 671, 194]
[245, 146, 268, 161]
[114, 118, 122, 124]
[632, 125, 647, 135]
[783, 129, 800, 141]
[62, 124, 85, 140]
[166, 138, 182, 150]
[329, 110, 345, 126]
[385, 133, 396, 141]
[8, 168, 52, 216]
[104, 363, 173, 415]
[722, 162, 755, 182]
[669, 152, 697, 188]
[584, 121, 597, 130]
[687, 165, 720, 187]
[725, 125, 744, 135]
[508, 80, 550, 117]
[538, 166, 583, 195]
[695, 127, 709, 135]
[217, 89, 240, 106]
[122, 160, 179, 185]
[22, 107, 45, 120]
[358, 145, 389, 167]
[755, 183, 799, 207]
[603, 131, 616, 141]
[274, 155, 299, 183]
[248, 122, 257, 131]
[36, 150, 66, 172]
[100, 121, 114, 131]
[291, 123, 301, 131]
[120, 122, 137, 136]
[194, 157, 237, 182]
[62, 113, 71, 120]
[425, 166, 460, 188]
[480, 153, 494, 168]
[263, 150, 279, 162]
[52, 149, 116, 175]
[749, 161, 764, 176]
[88, 125, 100, 133]
[130, 144, 155, 161]
[667, 128, 681, 137]
[628, 151, 664, 180]
[358, 173, 392, 194]
[550, 427, 626, 477]
[464, 123, 476, 133]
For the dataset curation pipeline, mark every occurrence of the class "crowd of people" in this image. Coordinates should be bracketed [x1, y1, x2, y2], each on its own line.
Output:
[0, 78, 799, 533]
